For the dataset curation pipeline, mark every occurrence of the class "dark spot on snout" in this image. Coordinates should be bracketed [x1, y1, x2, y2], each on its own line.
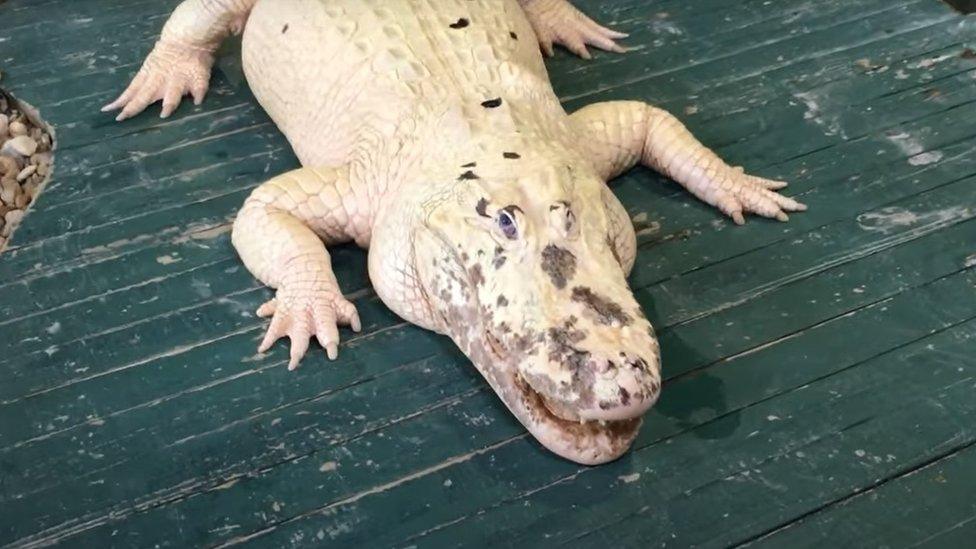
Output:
[481, 97, 503, 108]
[619, 387, 631, 406]
[475, 197, 489, 218]
[571, 286, 632, 326]
[281, 24, 289, 34]
[496, 295, 508, 307]
[510, 31, 518, 40]
[503, 152, 521, 159]
[492, 245, 507, 269]
[449, 18, 469, 29]
[547, 319, 594, 403]
[461, 161, 477, 168]
[547, 321, 588, 368]
[540, 245, 576, 289]
[469, 264, 485, 286]
[459, 170, 480, 180]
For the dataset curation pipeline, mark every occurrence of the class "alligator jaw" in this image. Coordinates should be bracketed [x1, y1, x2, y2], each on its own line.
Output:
[476, 327, 641, 465]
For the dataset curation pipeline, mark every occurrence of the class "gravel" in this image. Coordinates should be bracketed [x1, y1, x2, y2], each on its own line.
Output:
[0, 78, 55, 252]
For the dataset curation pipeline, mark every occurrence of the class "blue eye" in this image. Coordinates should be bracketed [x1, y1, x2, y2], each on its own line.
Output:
[497, 211, 518, 239]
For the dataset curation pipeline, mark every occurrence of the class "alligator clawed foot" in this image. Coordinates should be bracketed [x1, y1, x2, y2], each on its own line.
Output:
[714, 168, 805, 225]
[102, 40, 214, 121]
[255, 287, 362, 370]
[522, 0, 628, 60]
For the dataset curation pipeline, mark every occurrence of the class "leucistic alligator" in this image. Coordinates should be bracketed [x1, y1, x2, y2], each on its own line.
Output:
[105, 0, 805, 464]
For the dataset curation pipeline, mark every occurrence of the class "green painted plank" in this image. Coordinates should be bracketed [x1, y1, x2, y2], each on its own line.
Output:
[16, 266, 976, 547]
[207, 299, 976, 547]
[3, 53, 969, 344]
[0, 4, 173, 74]
[4, 169, 972, 445]
[746, 442, 976, 548]
[0, 0, 960, 278]
[3, 134, 972, 462]
[11, 29, 972, 286]
[0, 0, 167, 33]
[4, 213, 972, 544]
[1, 0, 974, 545]
[556, 0, 952, 103]
[1, 63, 968, 356]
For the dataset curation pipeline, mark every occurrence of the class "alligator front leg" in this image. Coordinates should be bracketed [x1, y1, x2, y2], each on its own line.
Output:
[232, 166, 371, 369]
[519, 0, 627, 59]
[570, 101, 807, 224]
[103, 0, 258, 120]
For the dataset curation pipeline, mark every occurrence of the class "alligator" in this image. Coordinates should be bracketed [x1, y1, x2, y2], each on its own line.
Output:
[104, 0, 805, 464]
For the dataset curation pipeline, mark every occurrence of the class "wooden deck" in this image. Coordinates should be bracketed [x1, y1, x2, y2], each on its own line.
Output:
[2, 0, 976, 546]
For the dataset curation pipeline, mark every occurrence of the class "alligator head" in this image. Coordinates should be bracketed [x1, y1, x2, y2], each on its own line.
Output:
[414, 152, 661, 464]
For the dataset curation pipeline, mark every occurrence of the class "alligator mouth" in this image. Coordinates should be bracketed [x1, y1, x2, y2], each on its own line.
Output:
[481, 327, 641, 464]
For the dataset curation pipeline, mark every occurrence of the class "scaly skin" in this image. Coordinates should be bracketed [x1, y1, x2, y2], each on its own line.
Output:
[105, 0, 806, 465]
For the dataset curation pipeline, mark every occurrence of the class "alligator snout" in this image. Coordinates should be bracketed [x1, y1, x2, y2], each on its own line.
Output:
[519, 317, 661, 424]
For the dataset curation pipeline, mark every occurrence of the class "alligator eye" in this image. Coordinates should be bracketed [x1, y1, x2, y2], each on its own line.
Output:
[497, 210, 518, 239]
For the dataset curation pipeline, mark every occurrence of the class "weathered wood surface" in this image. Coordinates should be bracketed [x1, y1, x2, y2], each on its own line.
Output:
[1, 0, 975, 546]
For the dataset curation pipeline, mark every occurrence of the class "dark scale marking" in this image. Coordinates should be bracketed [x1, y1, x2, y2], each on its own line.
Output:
[461, 161, 477, 168]
[481, 97, 503, 108]
[510, 31, 518, 40]
[449, 18, 469, 29]
[475, 197, 490, 218]
[496, 295, 509, 307]
[540, 244, 576, 289]
[281, 24, 289, 34]
[459, 170, 480, 180]
[571, 286, 632, 326]
[503, 152, 521, 159]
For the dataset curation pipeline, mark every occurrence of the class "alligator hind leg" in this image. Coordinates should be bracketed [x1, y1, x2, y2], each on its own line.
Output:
[103, 0, 258, 120]
[519, 0, 628, 59]
[570, 101, 807, 225]
[232, 166, 372, 369]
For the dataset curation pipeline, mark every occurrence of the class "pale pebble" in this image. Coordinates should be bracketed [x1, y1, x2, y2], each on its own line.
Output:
[16, 164, 36, 182]
[8, 121, 27, 137]
[2, 135, 37, 157]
